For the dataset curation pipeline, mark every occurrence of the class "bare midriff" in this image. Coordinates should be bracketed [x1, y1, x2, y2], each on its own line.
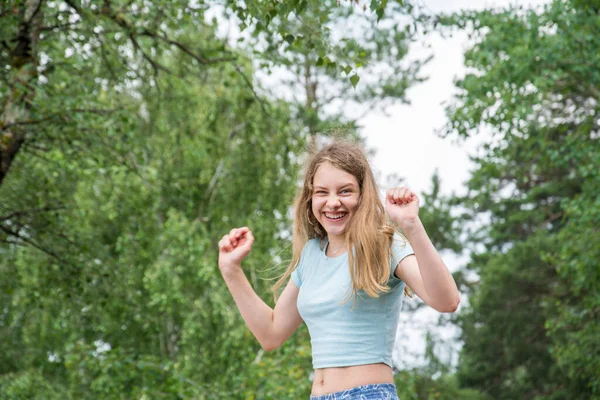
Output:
[311, 363, 394, 396]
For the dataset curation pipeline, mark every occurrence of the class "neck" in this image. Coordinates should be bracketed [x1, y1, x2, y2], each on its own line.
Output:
[326, 234, 346, 255]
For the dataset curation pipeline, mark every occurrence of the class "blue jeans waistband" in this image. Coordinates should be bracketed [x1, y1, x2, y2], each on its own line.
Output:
[309, 383, 399, 400]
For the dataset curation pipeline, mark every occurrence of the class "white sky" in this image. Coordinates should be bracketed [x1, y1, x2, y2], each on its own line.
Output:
[365, 0, 550, 198]
[373, 0, 551, 369]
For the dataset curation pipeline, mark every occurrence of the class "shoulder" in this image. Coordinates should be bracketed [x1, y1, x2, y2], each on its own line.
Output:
[297, 238, 322, 266]
[303, 237, 322, 254]
[391, 232, 409, 247]
[390, 232, 414, 267]
[291, 238, 321, 287]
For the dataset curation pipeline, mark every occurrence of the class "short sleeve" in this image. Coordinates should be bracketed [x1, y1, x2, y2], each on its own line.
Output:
[291, 262, 303, 287]
[389, 233, 415, 281]
[291, 244, 308, 287]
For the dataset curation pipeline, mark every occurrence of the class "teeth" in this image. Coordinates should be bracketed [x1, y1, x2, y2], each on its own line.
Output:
[325, 213, 346, 220]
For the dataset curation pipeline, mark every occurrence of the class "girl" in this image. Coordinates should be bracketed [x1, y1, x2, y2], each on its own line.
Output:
[218, 142, 460, 399]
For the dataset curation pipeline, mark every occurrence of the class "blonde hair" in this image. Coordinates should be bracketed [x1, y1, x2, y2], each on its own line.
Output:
[273, 141, 411, 303]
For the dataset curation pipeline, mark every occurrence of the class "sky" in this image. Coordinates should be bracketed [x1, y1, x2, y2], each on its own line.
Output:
[371, 0, 551, 369]
[364, 0, 550, 198]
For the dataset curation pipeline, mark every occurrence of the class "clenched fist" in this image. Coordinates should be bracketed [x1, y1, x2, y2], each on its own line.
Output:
[385, 187, 420, 230]
[218, 227, 255, 273]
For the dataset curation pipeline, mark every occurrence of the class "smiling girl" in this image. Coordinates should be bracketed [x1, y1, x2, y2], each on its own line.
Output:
[218, 142, 460, 399]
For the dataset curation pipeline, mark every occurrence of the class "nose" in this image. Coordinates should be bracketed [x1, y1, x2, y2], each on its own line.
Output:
[326, 194, 341, 208]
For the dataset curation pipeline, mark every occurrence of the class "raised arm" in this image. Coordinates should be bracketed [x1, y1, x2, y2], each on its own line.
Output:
[218, 227, 303, 351]
[386, 188, 460, 313]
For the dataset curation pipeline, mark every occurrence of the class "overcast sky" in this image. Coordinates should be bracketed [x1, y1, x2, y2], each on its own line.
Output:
[365, 0, 550, 198]
[378, 0, 551, 368]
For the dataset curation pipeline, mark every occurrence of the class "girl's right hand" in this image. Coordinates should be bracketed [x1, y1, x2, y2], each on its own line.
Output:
[218, 227, 254, 272]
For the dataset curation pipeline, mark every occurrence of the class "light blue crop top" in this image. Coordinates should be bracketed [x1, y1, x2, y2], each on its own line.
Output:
[291, 234, 414, 369]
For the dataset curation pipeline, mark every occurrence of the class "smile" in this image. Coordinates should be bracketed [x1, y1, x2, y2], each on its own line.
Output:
[323, 212, 348, 222]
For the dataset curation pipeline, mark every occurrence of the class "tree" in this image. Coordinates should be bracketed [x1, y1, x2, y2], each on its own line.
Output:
[239, 0, 427, 147]
[440, 0, 600, 398]
[1, 1, 432, 398]
[0, 0, 407, 190]
[0, 56, 311, 398]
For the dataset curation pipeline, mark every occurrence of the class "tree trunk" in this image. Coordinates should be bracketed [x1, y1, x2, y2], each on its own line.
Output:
[304, 59, 318, 153]
[0, 0, 42, 186]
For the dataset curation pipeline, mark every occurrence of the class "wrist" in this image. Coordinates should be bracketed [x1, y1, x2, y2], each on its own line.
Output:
[397, 216, 423, 236]
[219, 262, 243, 279]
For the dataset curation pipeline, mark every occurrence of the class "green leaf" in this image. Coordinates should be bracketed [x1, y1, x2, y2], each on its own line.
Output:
[284, 34, 295, 44]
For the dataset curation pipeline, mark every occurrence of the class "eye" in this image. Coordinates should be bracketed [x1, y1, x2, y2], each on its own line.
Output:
[340, 189, 352, 194]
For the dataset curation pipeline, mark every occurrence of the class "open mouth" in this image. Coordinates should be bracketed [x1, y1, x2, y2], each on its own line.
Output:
[323, 212, 348, 222]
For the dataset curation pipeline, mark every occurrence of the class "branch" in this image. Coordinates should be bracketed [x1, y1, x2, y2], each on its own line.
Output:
[69, 107, 122, 114]
[138, 28, 236, 65]
[0, 224, 71, 265]
[40, 21, 80, 31]
[234, 64, 269, 114]
[63, 0, 83, 15]
[198, 122, 247, 219]
[1, 108, 121, 132]
[102, 0, 235, 66]
[0, 206, 67, 222]
[26, 0, 43, 23]
[128, 31, 171, 75]
[0, 115, 62, 131]
[0, 132, 26, 186]
[99, 40, 119, 81]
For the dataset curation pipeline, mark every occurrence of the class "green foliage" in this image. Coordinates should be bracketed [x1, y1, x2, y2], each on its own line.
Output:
[0, 369, 66, 400]
[440, 0, 600, 398]
[0, 1, 426, 398]
[239, 0, 426, 136]
[394, 369, 492, 400]
[0, 52, 308, 399]
[418, 171, 462, 253]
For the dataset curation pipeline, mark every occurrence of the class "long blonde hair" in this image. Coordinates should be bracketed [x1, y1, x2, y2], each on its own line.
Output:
[273, 141, 411, 303]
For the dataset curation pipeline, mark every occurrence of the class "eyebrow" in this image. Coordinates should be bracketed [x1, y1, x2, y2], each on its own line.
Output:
[313, 183, 356, 190]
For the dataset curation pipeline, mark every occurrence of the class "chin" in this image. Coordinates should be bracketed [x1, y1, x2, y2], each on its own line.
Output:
[317, 213, 353, 237]
[325, 229, 345, 237]
[322, 223, 350, 237]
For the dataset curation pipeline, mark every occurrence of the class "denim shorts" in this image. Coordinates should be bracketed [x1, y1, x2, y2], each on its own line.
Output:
[309, 383, 399, 400]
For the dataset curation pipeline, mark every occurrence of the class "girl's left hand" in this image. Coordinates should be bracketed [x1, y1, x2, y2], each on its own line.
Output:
[386, 187, 420, 229]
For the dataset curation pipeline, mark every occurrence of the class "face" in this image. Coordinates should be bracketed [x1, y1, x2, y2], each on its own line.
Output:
[311, 162, 360, 239]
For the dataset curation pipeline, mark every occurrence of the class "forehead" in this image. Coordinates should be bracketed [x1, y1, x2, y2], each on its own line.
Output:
[313, 162, 358, 187]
